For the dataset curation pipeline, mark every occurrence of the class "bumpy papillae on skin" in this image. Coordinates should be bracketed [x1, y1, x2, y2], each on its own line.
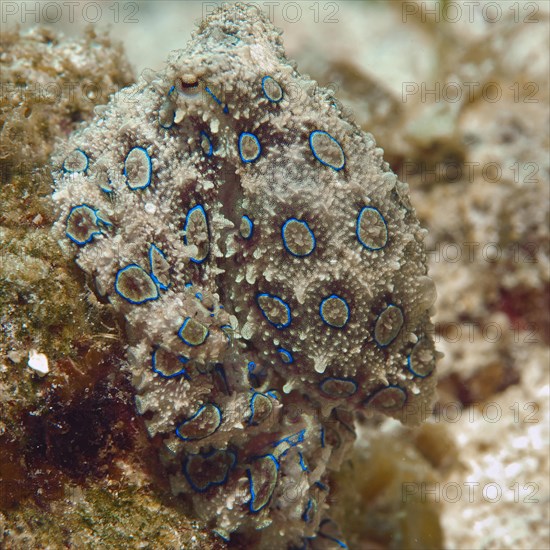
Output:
[51, 4, 437, 548]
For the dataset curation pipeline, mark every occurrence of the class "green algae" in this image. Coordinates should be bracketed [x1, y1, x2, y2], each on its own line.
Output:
[2, 484, 226, 549]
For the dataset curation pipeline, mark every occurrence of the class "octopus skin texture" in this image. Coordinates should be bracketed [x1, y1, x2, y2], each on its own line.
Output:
[51, 4, 438, 548]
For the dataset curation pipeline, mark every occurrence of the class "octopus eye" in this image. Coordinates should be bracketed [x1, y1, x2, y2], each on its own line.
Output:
[175, 75, 200, 94]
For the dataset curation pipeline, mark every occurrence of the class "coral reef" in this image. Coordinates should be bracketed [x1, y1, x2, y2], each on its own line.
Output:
[50, 4, 437, 547]
[0, 25, 133, 362]
[440, 344, 549, 549]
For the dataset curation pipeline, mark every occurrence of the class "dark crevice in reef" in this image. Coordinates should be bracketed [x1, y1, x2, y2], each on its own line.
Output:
[0, 350, 152, 511]
[23, 375, 135, 479]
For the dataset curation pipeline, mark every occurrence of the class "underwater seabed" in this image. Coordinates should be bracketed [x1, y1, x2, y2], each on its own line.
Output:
[1, 2, 548, 549]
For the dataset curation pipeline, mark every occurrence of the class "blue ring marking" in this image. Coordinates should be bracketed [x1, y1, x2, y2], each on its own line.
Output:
[320, 427, 325, 448]
[199, 130, 213, 157]
[99, 180, 114, 194]
[374, 303, 404, 347]
[356, 206, 388, 251]
[220, 324, 233, 344]
[298, 452, 308, 472]
[309, 130, 345, 171]
[114, 264, 159, 305]
[261, 75, 283, 103]
[247, 361, 267, 388]
[148, 244, 170, 291]
[364, 384, 407, 411]
[247, 454, 279, 513]
[256, 292, 292, 329]
[238, 132, 262, 164]
[205, 85, 229, 113]
[248, 392, 274, 426]
[302, 498, 314, 522]
[319, 377, 358, 398]
[65, 204, 103, 246]
[151, 347, 190, 380]
[177, 317, 209, 346]
[185, 282, 193, 288]
[285, 429, 306, 446]
[273, 429, 306, 457]
[318, 519, 348, 549]
[319, 294, 350, 328]
[183, 204, 209, 264]
[182, 449, 237, 493]
[212, 530, 230, 543]
[247, 361, 259, 387]
[195, 292, 203, 300]
[240, 215, 254, 239]
[124, 146, 152, 190]
[265, 389, 280, 400]
[95, 212, 112, 227]
[406, 352, 434, 378]
[406, 339, 435, 378]
[281, 218, 316, 257]
[63, 148, 89, 173]
[158, 90, 175, 129]
[158, 112, 174, 130]
[315, 481, 328, 491]
[176, 357, 191, 380]
[407, 354, 420, 377]
[175, 403, 222, 441]
[277, 347, 294, 364]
